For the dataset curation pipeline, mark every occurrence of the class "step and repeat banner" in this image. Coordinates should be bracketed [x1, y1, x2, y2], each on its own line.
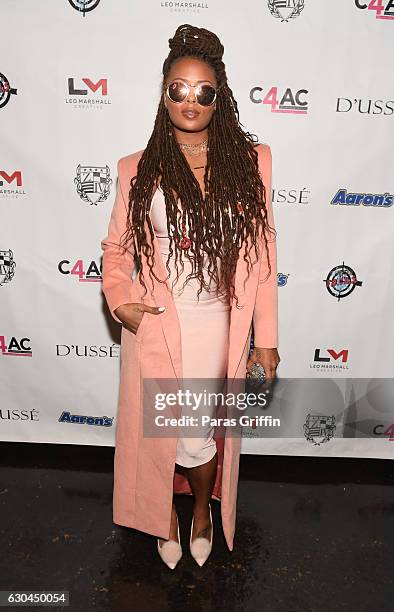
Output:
[1, 0, 393, 458]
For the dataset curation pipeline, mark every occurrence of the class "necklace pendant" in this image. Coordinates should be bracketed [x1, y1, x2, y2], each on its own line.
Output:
[179, 236, 191, 249]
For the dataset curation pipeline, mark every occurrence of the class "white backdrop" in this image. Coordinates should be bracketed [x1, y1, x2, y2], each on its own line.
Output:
[1, 0, 393, 459]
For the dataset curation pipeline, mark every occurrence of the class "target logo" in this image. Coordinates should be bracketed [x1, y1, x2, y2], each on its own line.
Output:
[324, 262, 363, 301]
[0, 73, 17, 109]
[68, 0, 101, 16]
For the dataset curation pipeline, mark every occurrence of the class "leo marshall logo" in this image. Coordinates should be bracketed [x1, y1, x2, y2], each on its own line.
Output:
[250, 86, 308, 114]
[68, 0, 101, 15]
[336, 97, 393, 115]
[303, 414, 336, 445]
[56, 343, 119, 358]
[66, 77, 110, 109]
[0, 250, 16, 285]
[273, 187, 310, 204]
[0, 170, 26, 198]
[59, 411, 114, 427]
[331, 189, 393, 207]
[0, 335, 32, 357]
[0, 73, 17, 109]
[268, 0, 305, 21]
[74, 165, 112, 205]
[58, 258, 102, 282]
[160, 2, 209, 12]
[311, 349, 349, 371]
[324, 262, 363, 301]
[355, 0, 394, 20]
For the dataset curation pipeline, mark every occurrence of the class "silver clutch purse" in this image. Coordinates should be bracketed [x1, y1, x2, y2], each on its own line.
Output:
[246, 361, 266, 382]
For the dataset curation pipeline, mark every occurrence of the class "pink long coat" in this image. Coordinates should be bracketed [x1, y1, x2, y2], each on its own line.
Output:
[101, 143, 278, 551]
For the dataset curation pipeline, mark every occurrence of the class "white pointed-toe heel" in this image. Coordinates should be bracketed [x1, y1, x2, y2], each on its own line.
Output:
[189, 503, 213, 567]
[157, 514, 182, 570]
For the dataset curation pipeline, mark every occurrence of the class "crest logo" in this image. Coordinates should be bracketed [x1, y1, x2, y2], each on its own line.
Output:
[0, 250, 16, 285]
[68, 0, 101, 15]
[324, 262, 363, 300]
[303, 414, 336, 445]
[268, 0, 305, 21]
[74, 165, 112, 205]
[0, 73, 18, 109]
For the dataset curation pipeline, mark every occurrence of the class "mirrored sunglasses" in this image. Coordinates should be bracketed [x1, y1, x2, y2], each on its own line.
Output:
[166, 79, 217, 107]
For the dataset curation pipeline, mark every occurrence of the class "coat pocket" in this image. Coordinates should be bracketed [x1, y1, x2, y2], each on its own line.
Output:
[134, 311, 147, 343]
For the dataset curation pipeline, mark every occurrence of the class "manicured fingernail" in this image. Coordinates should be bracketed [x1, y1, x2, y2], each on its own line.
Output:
[158, 306, 166, 312]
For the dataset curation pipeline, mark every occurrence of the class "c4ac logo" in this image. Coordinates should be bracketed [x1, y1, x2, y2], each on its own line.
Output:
[355, 0, 394, 20]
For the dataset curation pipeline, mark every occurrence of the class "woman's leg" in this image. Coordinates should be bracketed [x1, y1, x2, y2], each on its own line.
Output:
[158, 500, 179, 547]
[186, 451, 218, 540]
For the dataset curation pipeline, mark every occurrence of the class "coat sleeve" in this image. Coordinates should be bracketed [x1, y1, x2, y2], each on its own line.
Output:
[252, 144, 279, 348]
[101, 158, 136, 324]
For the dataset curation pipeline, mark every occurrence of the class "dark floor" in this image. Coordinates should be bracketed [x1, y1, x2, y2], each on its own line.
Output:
[0, 443, 393, 612]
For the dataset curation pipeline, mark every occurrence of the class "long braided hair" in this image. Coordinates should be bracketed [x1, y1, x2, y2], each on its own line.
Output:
[120, 23, 276, 309]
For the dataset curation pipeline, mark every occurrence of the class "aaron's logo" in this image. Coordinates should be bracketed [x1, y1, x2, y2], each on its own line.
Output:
[268, 0, 305, 21]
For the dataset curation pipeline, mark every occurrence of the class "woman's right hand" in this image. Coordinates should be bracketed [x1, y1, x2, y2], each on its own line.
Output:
[114, 303, 166, 335]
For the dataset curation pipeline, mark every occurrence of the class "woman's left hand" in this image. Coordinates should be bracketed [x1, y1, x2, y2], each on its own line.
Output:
[246, 347, 280, 380]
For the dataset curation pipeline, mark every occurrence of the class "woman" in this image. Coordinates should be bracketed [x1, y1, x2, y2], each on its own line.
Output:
[101, 24, 280, 569]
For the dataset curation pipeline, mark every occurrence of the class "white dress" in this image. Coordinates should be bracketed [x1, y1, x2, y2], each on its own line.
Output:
[150, 185, 231, 468]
